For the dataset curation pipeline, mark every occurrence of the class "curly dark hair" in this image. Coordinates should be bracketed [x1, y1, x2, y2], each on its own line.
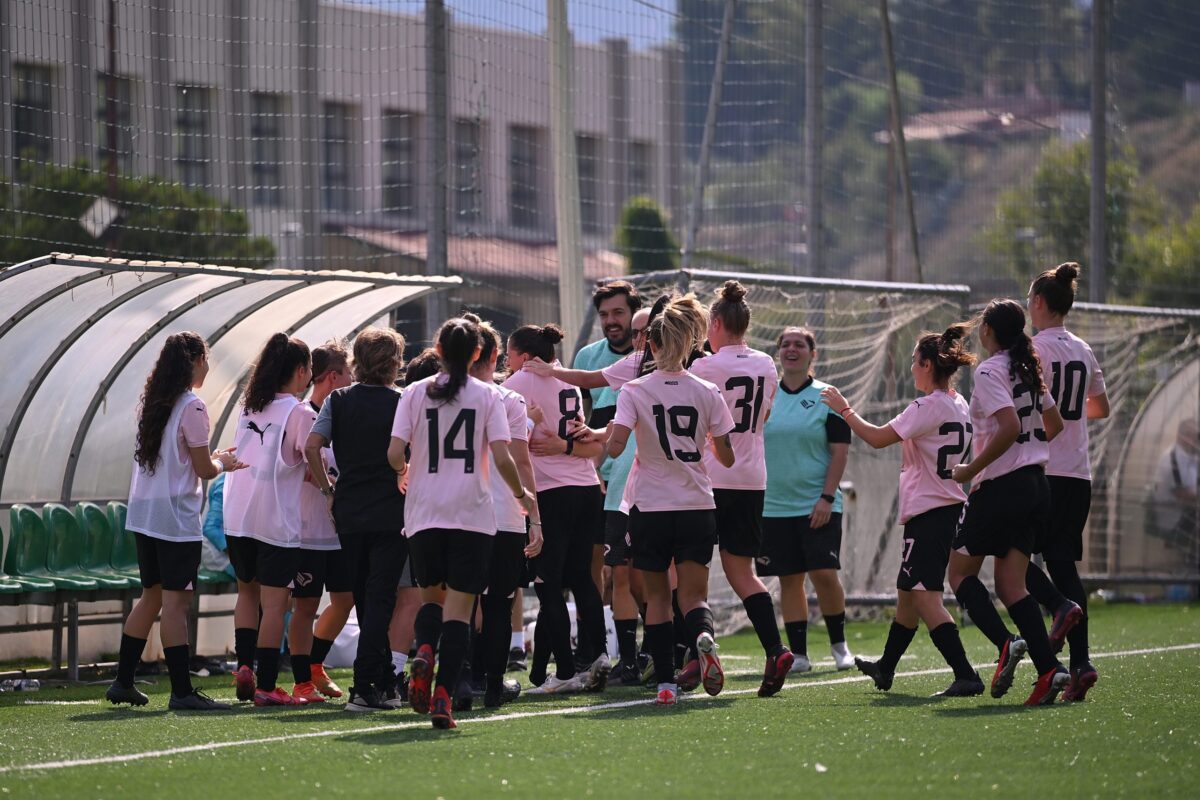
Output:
[915, 322, 976, 385]
[135, 331, 208, 474]
[242, 333, 311, 413]
[981, 299, 1044, 393]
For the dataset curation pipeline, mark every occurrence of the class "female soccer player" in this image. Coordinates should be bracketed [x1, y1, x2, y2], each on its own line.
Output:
[305, 328, 408, 712]
[607, 296, 736, 706]
[289, 341, 353, 703]
[820, 324, 984, 696]
[1024, 263, 1109, 701]
[503, 324, 610, 694]
[759, 327, 854, 672]
[686, 281, 793, 697]
[388, 317, 539, 729]
[107, 332, 243, 710]
[223, 333, 312, 706]
[947, 299, 1069, 705]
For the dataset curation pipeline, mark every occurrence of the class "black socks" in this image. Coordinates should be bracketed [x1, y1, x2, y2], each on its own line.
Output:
[234, 627, 257, 670]
[436, 620, 470, 691]
[163, 644, 193, 698]
[1025, 562, 1067, 612]
[683, 606, 715, 643]
[784, 620, 808, 657]
[929, 622, 976, 681]
[615, 618, 638, 664]
[311, 636, 334, 666]
[1006, 595, 1060, 675]
[954, 575, 1013, 651]
[877, 622, 916, 674]
[256, 646, 280, 692]
[742, 592, 784, 656]
[1047, 559, 1090, 668]
[414, 602, 444, 651]
[824, 612, 847, 646]
[116, 633, 146, 689]
[291, 654, 311, 684]
[645, 621, 675, 685]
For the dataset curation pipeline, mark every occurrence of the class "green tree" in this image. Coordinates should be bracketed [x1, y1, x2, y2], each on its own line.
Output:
[615, 196, 679, 274]
[1122, 205, 1200, 307]
[0, 162, 275, 268]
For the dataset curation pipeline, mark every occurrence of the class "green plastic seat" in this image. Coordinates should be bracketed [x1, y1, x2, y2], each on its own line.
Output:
[72, 503, 136, 590]
[106, 502, 142, 586]
[4, 506, 62, 594]
[0, 567, 23, 595]
[36, 505, 100, 592]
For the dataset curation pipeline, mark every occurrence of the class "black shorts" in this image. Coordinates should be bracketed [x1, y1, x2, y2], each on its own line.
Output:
[713, 489, 765, 558]
[756, 513, 843, 576]
[898, 504, 961, 592]
[488, 530, 528, 599]
[292, 547, 354, 598]
[533, 484, 603, 586]
[226, 535, 301, 589]
[408, 528, 494, 595]
[603, 511, 631, 567]
[953, 465, 1050, 558]
[1037, 476, 1091, 562]
[628, 507, 716, 572]
[134, 533, 201, 592]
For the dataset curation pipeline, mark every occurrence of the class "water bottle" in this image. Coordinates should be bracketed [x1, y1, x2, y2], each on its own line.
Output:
[0, 679, 40, 692]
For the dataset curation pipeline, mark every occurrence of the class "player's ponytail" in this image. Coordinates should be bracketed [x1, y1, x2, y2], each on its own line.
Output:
[243, 332, 311, 413]
[462, 312, 502, 372]
[1030, 261, 1080, 316]
[981, 299, 1044, 394]
[711, 279, 751, 337]
[648, 294, 707, 372]
[135, 331, 208, 474]
[427, 317, 481, 403]
[915, 322, 975, 386]
[508, 323, 564, 363]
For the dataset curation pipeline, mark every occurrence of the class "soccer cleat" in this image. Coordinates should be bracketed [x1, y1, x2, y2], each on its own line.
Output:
[409, 644, 434, 714]
[637, 652, 655, 685]
[695, 632, 724, 697]
[1048, 600, 1084, 654]
[234, 664, 256, 702]
[854, 657, 894, 692]
[485, 678, 523, 709]
[254, 686, 305, 706]
[168, 689, 231, 711]
[310, 664, 343, 698]
[1025, 665, 1071, 706]
[583, 654, 612, 693]
[655, 683, 678, 706]
[452, 676, 474, 712]
[291, 681, 326, 704]
[507, 647, 527, 672]
[615, 659, 642, 686]
[527, 673, 585, 695]
[936, 672, 986, 697]
[831, 642, 855, 671]
[1062, 663, 1098, 702]
[675, 659, 701, 693]
[430, 686, 456, 729]
[395, 672, 410, 703]
[789, 654, 813, 674]
[105, 680, 149, 706]
[990, 636, 1028, 699]
[344, 685, 391, 712]
[758, 649, 795, 698]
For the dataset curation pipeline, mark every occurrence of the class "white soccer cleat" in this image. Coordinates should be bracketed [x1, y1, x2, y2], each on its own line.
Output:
[527, 673, 585, 695]
[789, 654, 813, 674]
[831, 642, 855, 671]
[584, 653, 612, 692]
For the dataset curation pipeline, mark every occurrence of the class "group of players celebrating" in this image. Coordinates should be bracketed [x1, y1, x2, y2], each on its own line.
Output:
[105, 260, 1106, 727]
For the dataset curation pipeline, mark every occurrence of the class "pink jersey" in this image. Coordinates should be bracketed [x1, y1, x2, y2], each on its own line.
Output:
[601, 352, 645, 390]
[502, 367, 599, 491]
[969, 353, 1056, 484]
[391, 375, 510, 537]
[613, 370, 735, 512]
[489, 385, 530, 533]
[887, 390, 971, 523]
[687, 345, 779, 490]
[1033, 326, 1106, 481]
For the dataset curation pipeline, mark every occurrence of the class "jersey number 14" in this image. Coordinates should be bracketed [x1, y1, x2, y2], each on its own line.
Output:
[425, 408, 476, 474]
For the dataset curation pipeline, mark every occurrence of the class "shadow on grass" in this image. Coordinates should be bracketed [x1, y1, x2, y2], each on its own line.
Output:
[932, 702, 1054, 718]
[336, 725, 467, 746]
[868, 692, 947, 708]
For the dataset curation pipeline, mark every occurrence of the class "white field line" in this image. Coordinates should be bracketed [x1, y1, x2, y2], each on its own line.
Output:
[18, 701, 99, 706]
[3, 642, 1197, 775]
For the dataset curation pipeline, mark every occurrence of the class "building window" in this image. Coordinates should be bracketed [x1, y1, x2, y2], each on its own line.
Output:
[629, 141, 653, 199]
[251, 93, 285, 208]
[382, 110, 418, 216]
[576, 135, 602, 235]
[175, 85, 211, 188]
[95, 73, 133, 174]
[509, 126, 540, 230]
[453, 119, 483, 224]
[13, 64, 53, 173]
[322, 102, 353, 212]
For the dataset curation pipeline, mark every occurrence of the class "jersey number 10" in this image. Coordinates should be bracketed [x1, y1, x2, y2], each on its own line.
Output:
[1050, 360, 1087, 421]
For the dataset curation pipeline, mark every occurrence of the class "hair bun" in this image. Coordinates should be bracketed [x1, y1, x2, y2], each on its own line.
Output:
[720, 280, 747, 303]
[461, 311, 482, 325]
[540, 324, 565, 345]
[1055, 262, 1080, 283]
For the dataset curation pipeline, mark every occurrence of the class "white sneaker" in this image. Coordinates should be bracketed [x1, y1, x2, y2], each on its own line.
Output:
[832, 642, 855, 671]
[527, 673, 585, 695]
[790, 654, 813, 674]
[584, 654, 611, 692]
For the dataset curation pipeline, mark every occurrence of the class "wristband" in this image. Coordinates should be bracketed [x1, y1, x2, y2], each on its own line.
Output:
[530, 521, 542, 528]
[212, 459, 225, 474]
[820, 493, 835, 504]
[838, 407, 854, 418]
[515, 489, 527, 500]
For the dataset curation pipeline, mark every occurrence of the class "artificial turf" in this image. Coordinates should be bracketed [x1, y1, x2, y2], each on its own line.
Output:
[1, 602, 1197, 799]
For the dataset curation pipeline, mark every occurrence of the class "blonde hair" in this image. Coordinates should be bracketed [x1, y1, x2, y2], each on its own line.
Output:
[647, 294, 707, 372]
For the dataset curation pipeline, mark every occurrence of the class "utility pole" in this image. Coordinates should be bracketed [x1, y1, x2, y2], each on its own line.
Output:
[1089, 0, 1107, 302]
[425, 0, 450, 339]
[105, 0, 119, 256]
[879, 0, 922, 282]
[804, 0, 823, 277]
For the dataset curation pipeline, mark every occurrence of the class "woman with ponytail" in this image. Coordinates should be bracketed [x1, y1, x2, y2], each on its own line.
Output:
[108, 332, 243, 710]
[222, 333, 313, 707]
[946, 299, 1069, 706]
[821, 324, 984, 697]
[502, 323, 611, 695]
[606, 295, 736, 707]
[388, 317, 538, 729]
[1024, 262, 1109, 701]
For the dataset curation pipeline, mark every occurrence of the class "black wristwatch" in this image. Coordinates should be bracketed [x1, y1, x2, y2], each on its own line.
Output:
[820, 493, 835, 504]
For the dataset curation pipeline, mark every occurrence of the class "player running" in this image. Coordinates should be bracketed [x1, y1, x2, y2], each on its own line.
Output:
[820, 324, 985, 697]
[388, 317, 540, 729]
[947, 299, 1070, 705]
